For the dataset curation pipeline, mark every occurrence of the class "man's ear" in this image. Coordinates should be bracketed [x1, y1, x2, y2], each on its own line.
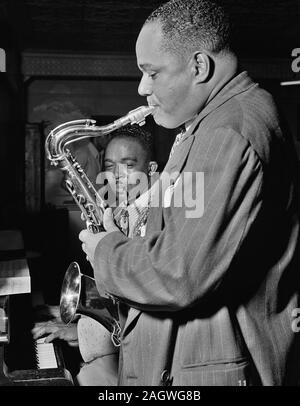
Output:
[192, 52, 211, 83]
[148, 161, 158, 176]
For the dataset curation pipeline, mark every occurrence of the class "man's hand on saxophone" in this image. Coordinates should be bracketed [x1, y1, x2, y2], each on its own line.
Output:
[79, 207, 121, 266]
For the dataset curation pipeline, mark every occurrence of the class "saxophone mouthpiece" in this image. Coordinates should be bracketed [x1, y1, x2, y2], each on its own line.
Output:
[128, 105, 155, 125]
[114, 105, 155, 129]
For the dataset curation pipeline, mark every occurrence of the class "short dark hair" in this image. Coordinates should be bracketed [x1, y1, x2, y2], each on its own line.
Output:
[145, 0, 232, 58]
[106, 124, 153, 161]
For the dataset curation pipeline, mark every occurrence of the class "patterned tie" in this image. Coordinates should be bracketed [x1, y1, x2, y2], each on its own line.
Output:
[114, 204, 129, 236]
[169, 126, 186, 158]
[132, 206, 150, 237]
[118, 208, 129, 236]
[127, 189, 151, 237]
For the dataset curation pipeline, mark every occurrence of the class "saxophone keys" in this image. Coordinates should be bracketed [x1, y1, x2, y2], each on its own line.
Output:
[77, 194, 86, 204]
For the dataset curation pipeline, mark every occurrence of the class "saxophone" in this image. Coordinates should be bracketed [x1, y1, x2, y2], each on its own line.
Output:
[45, 105, 155, 233]
[45, 106, 154, 346]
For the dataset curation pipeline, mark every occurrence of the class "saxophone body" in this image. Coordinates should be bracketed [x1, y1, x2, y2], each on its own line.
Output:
[45, 105, 155, 233]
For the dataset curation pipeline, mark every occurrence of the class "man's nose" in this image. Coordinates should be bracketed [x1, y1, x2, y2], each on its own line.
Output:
[138, 74, 152, 97]
[115, 163, 127, 179]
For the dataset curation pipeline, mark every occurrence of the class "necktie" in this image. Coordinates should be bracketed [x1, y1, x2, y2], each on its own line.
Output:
[132, 206, 150, 237]
[169, 126, 186, 158]
[114, 205, 129, 236]
[118, 208, 129, 236]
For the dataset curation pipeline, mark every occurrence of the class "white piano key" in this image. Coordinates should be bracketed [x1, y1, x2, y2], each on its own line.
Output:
[35, 340, 58, 369]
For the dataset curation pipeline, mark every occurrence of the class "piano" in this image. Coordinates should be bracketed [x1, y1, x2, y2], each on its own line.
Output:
[0, 229, 75, 386]
[0, 293, 74, 386]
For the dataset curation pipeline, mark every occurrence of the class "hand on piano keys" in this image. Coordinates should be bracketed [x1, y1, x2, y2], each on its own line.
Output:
[2, 294, 76, 385]
[3, 317, 76, 386]
[32, 320, 79, 347]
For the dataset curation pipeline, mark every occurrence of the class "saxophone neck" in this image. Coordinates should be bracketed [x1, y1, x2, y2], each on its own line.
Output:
[45, 119, 114, 161]
[45, 105, 155, 162]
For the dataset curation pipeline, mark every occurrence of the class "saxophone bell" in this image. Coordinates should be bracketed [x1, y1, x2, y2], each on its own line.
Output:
[60, 261, 121, 347]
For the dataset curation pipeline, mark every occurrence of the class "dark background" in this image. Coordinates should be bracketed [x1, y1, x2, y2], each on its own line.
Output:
[1, 0, 299, 57]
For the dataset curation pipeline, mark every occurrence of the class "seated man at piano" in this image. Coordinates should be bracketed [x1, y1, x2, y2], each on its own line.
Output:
[32, 123, 158, 385]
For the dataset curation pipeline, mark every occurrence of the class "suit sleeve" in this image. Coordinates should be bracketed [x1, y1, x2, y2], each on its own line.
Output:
[93, 128, 264, 311]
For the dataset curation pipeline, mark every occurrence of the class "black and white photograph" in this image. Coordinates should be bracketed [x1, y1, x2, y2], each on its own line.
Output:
[0, 0, 300, 398]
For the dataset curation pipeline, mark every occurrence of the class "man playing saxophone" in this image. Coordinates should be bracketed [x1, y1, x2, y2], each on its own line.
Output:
[80, 0, 300, 386]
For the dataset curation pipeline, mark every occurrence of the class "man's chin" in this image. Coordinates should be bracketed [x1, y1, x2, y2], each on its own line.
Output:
[153, 113, 183, 130]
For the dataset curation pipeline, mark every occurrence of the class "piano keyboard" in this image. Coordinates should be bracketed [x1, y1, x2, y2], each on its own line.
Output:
[35, 338, 58, 369]
[2, 294, 74, 385]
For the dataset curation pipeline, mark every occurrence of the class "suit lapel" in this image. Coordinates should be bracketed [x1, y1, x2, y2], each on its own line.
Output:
[122, 307, 141, 337]
[164, 132, 195, 174]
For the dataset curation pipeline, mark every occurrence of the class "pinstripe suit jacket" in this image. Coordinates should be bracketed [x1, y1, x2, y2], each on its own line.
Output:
[94, 71, 300, 386]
